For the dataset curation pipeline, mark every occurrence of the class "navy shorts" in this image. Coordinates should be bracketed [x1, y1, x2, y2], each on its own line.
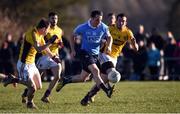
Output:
[79, 50, 101, 73]
[101, 61, 114, 74]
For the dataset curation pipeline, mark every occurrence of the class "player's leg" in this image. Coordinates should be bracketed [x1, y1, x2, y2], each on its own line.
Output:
[36, 55, 61, 103]
[41, 64, 62, 103]
[26, 64, 42, 109]
[21, 88, 28, 103]
[32, 69, 42, 90]
[16, 61, 39, 109]
[21, 69, 42, 104]
[26, 65, 45, 109]
[56, 70, 90, 92]
[81, 60, 117, 106]
[80, 72, 110, 106]
[3, 73, 19, 87]
[88, 63, 113, 98]
[26, 79, 37, 109]
[78, 51, 114, 98]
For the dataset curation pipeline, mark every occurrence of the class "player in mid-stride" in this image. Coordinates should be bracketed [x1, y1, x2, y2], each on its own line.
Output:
[56, 13, 139, 106]
[3, 19, 60, 109]
[80, 13, 139, 105]
[56, 10, 114, 98]
[21, 12, 63, 104]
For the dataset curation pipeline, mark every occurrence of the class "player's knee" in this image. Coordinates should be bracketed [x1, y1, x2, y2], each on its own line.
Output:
[91, 68, 100, 76]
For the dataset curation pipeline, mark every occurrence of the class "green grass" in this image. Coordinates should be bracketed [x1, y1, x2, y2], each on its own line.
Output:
[0, 81, 180, 113]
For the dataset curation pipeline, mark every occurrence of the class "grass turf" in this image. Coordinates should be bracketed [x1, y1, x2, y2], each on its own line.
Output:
[0, 81, 179, 113]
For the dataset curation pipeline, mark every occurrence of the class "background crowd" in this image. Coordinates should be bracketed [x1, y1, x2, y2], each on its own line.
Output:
[0, 23, 180, 82]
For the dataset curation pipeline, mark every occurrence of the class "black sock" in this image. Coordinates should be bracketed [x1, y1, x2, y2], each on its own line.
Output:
[22, 88, 28, 97]
[44, 90, 51, 97]
[27, 87, 35, 102]
[88, 85, 100, 98]
[99, 83, 109, 94]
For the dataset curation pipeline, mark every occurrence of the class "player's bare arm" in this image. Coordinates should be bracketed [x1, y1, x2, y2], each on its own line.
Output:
[105, 35, 113, 54]
[69, 34, 76, 58]
[130, 37, 139, 51]
[32, 31, 57, 52]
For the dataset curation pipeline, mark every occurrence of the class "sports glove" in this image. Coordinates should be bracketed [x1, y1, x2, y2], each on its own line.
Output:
[52, 55, 61, 64]
[48, 35, 58, 44]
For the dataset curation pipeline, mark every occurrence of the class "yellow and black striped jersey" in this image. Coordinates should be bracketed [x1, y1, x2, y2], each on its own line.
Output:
[109, 26, 134, 58]
[19, 27, 45, 64]
[43, 25, 63, 55]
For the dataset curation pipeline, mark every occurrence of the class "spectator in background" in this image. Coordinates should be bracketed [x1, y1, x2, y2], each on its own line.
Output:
[131, 40, 148, 80]
[163, 31, 177, 80]
[59, 36, 72, 76]
[173, 40, 180, 80]
[0, 41, 15, 75]
[148, 28, 165, 50]
[72, 35, 82, 74]
[148, 28, 166, 80]
[5, 33, 17, 62]
[16, 32, 25, 62]
[135, 24, 147, 45]
[147, 42, 161, 80]
[122, 43, 135, 80]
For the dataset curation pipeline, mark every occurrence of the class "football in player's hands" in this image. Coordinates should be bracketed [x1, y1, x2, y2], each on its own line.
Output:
[49, 35, 58, 43]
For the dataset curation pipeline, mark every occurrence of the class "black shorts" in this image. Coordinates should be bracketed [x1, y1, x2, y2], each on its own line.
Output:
[101, 61, 114, 74]
[79, 49, 101, 73]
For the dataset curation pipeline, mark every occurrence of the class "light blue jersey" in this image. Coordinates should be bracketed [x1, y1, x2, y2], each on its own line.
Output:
[74, 20, 111, 55]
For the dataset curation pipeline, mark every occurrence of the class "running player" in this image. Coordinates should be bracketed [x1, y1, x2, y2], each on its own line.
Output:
[57, 10, 114, 98]
[80, 13, 139, 105]
[3, 19, 59, 109]
[56, 13, 139, 106]
[21, 12, 63, 103]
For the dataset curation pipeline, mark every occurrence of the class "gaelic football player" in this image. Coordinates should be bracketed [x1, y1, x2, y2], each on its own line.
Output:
[21, 12, 63, 103]
[3, 19, 59, 109]
[80, 13, 139, 106]
[56, 10, 114, 98]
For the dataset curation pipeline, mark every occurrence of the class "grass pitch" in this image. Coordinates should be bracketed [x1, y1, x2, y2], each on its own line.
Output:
[0, 81, 179, 113]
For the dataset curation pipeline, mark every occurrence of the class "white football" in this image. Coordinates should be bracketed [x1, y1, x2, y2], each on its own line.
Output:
[108, 69, 121, 83]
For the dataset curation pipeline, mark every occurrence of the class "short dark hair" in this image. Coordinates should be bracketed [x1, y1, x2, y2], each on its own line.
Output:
[116, 13, 126, 19]
[107, 13, 115, 17]
[90, 10, 103, 18]
[36, 18, 50, 29]
[48, 12, 58, 17]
